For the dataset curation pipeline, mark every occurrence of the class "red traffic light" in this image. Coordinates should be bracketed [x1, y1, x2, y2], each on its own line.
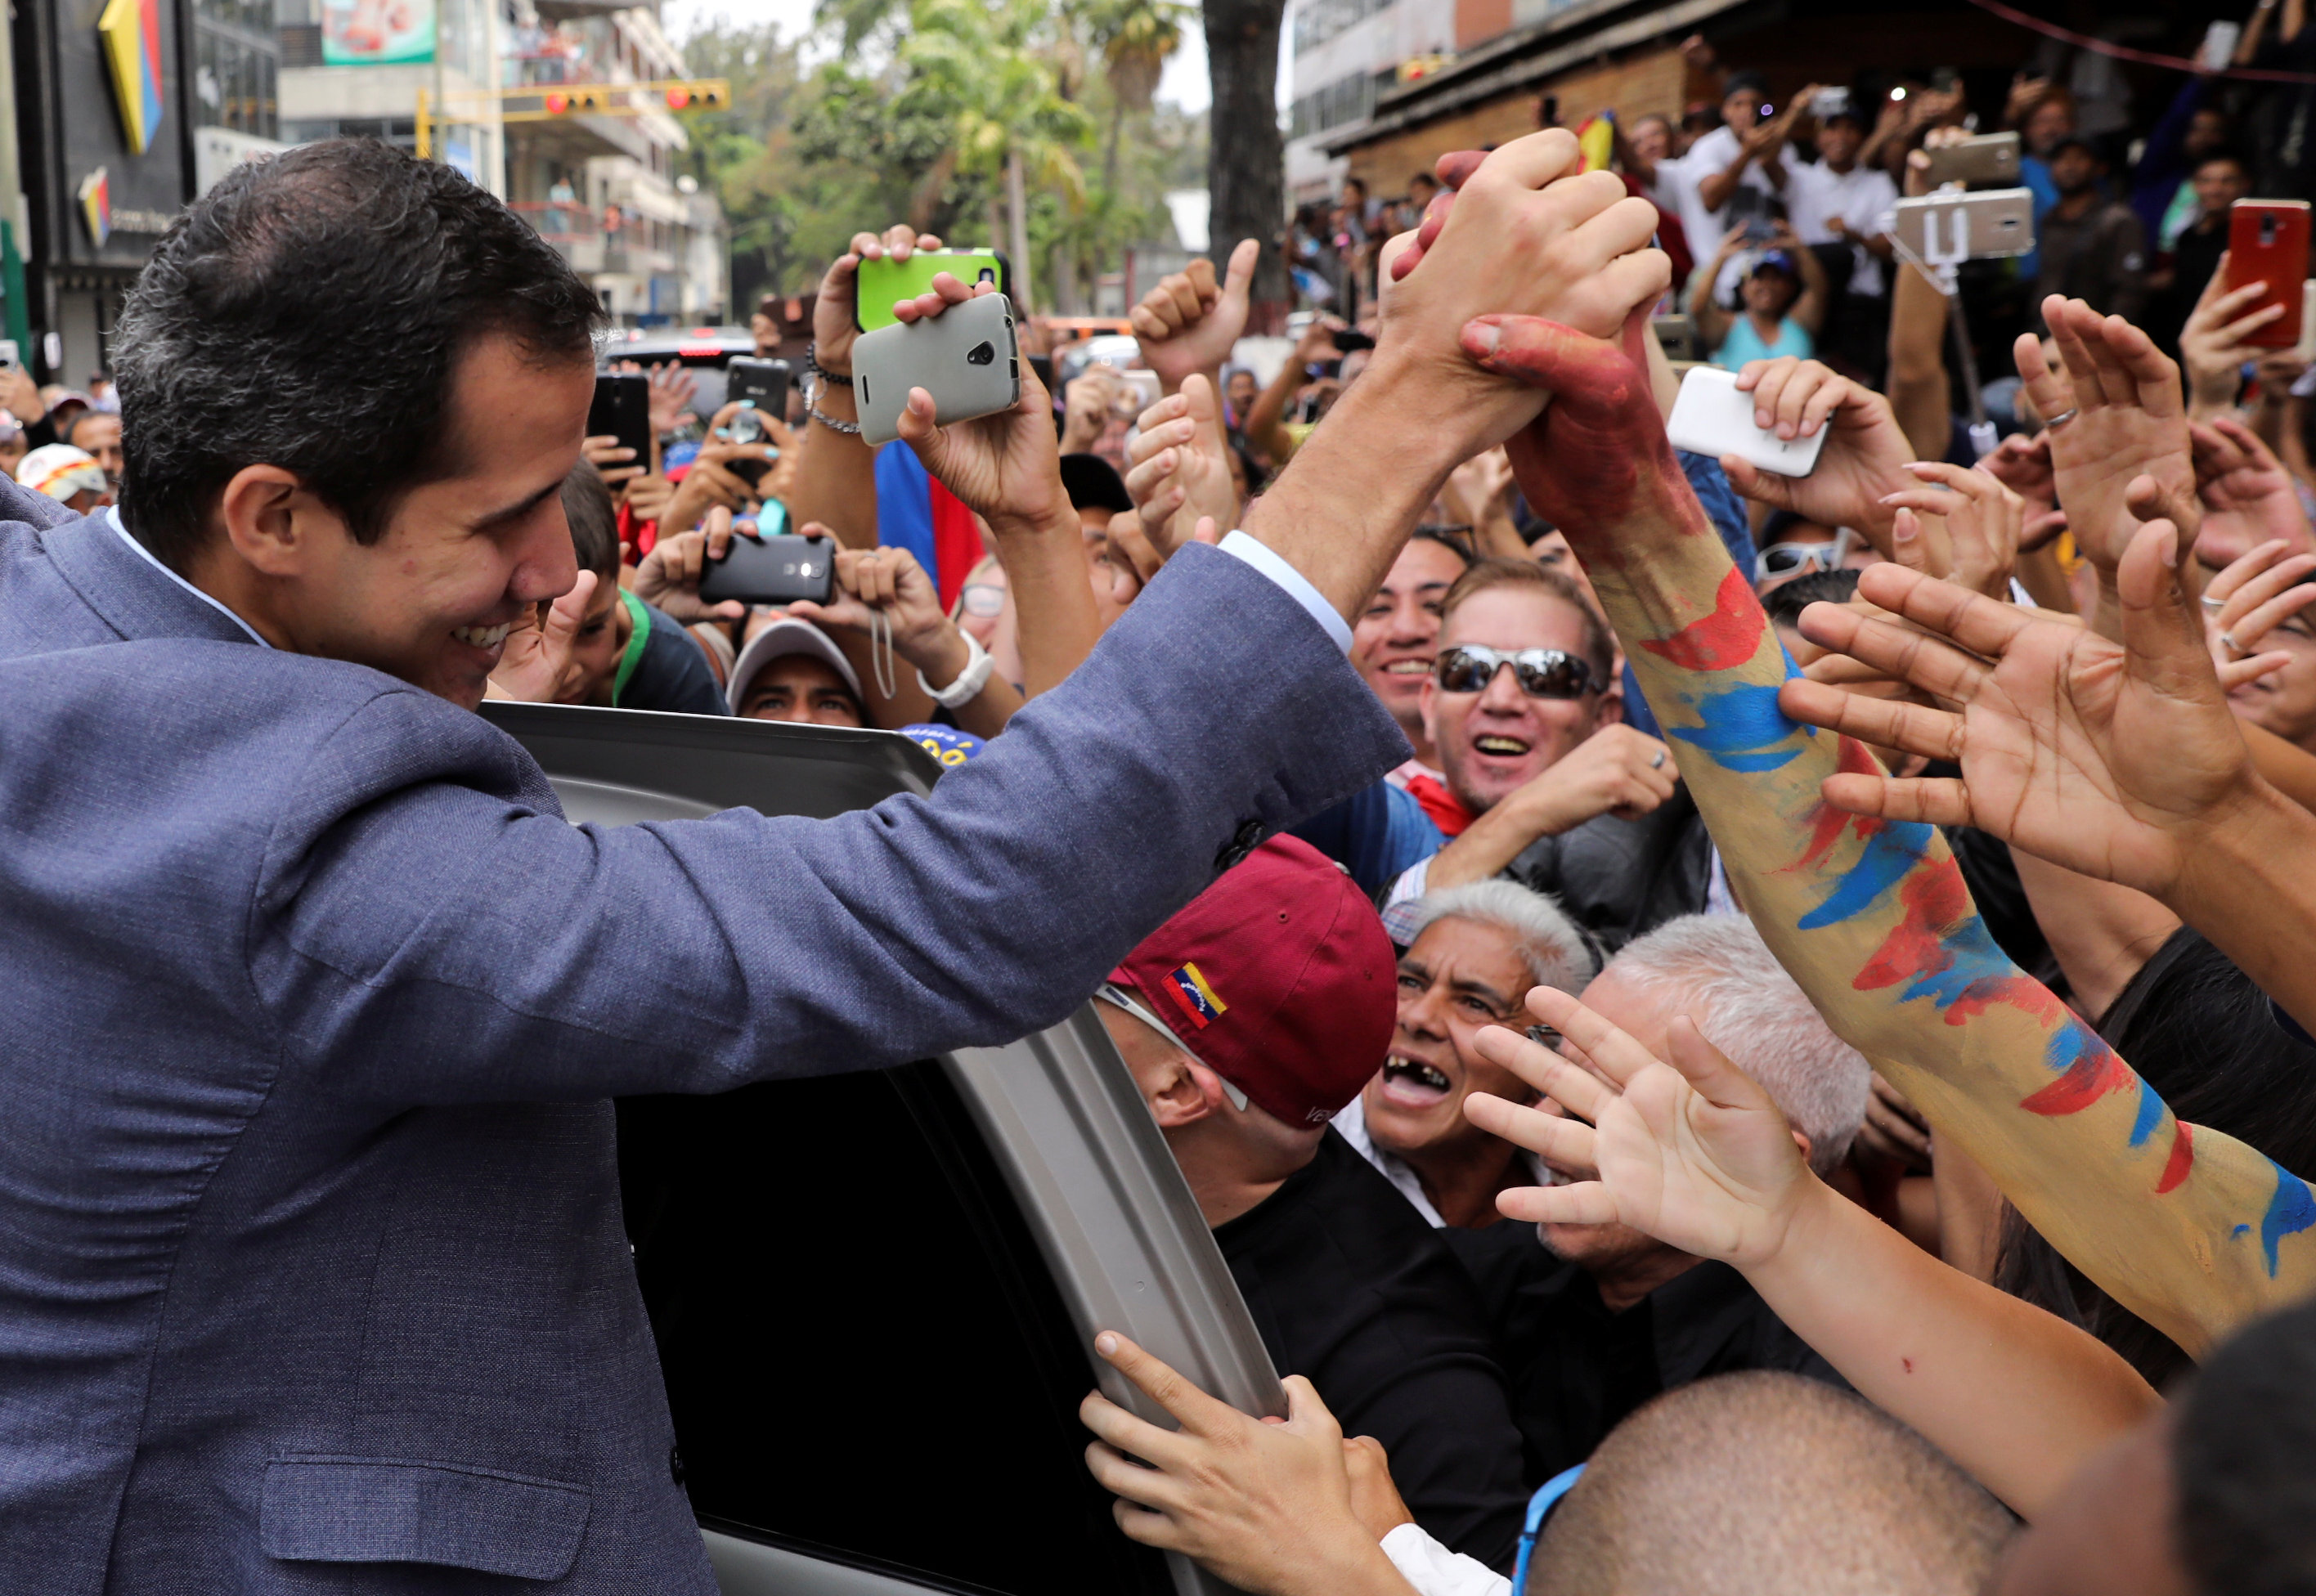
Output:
[665, 87, 690, 109]
[545, 92, 568, 114]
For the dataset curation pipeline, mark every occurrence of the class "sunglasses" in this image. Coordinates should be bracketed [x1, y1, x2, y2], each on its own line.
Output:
[1754, 526, 1857, 583]
[1433, 644, 1599, 700]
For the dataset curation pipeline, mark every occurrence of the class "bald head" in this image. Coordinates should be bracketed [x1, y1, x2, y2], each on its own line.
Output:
[1532, 1373, 2016, 1595]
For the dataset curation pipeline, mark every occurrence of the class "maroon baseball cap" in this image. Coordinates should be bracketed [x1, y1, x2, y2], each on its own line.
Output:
[1108, 836, 1396, 1127]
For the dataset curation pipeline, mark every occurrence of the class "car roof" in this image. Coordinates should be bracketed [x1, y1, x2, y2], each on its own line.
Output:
[601, 326, 756, 367]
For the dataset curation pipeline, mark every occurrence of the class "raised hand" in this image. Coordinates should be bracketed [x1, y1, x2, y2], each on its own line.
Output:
[786, 539, 962, 677]
[893, 276, 1070, 535]
[582, 434, 642, 493]
[2016, 297, 2197, 613]
[812, 223, 942, 379]
[1880, 459, 2026, 600]
[645, 360, 698, 437]
[1721, 358, 1918, 551]
[1980, 430, 2067, 549]
[1060, 365, 1124, 455]
[1079, 1334, 1406, 1596]
[661, 401, 776, 533]
[1124, 375, 1239, 556]
[2191, 414, 2314, 570]
[631, 505, 747, 623]
[1131, 240, 1259, 392]
[2178, 260, 2284, 419]
[487, 572, 596, 705]
[1462, 985, 1813, 1269]
[1776, 521, 2266, 898]
[2200, 536, 2316, 688]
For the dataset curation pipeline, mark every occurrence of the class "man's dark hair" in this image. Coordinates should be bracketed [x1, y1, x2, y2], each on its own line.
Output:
[114, 139, 601, 571]
[562, 463, 620, 581]
[1764, 567, 1860, 630]
[2175, 1292, 2316, 1594]
[1723, 71, 1769, 102]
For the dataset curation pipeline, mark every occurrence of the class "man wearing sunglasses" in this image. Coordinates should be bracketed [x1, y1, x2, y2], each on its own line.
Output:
[1752, 511, 1869, 594]
[1381, 560, 1681, 930]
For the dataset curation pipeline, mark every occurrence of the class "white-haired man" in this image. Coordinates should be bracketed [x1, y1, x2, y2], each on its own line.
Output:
[1340, 880, 1598, 1227]
[1447, 913, 1870, 1479]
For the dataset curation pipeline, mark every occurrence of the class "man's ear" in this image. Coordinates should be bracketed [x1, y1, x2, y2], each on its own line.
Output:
[1596, 677, 1627, 727]
[213, 464, 331, 579]
[1791, 1128, 1813, 1167]
[1148, 1056, 1219, 1129]
[1417, 677, 1439, 745]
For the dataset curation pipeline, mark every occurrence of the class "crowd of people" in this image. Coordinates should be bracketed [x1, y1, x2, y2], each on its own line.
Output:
[13, 37, 2316, 1592]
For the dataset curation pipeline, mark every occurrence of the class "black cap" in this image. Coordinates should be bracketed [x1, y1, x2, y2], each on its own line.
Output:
[1059, 452, 1133, 514]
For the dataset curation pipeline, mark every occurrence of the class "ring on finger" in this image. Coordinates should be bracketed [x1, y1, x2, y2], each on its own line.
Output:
[2044, 407, 2080, 430]
[2202, 594, 2228, 611]
[1649, 751, 1667, 769]
[2223, 630, 2244, 655]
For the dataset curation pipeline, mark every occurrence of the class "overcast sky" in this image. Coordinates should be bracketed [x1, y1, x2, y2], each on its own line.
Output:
[661, 0, 1223, 114]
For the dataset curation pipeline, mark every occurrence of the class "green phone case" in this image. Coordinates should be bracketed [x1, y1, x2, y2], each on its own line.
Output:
[854, 249, 1011, 332]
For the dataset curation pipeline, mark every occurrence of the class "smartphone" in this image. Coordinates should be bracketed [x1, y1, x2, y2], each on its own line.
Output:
[855, 249, 1011, 333]
[1891, 188, 2035, 262]
[1332, 328, 1377, 352]
[697, 531, 836, 607]
[853, 292, 1021, 447]
[1922, 132, 2021, 189]
[0, 339, 18, 374]
[588, 372, 652, 472]
[2228, 201, 2313, 350]
[721, 357, 792, 489]
[1810, 86, 1851, 120]
[1652, 314, 1702, 365]
[1666, 365, 1828, 477]
[1118, 369, 1161, 413]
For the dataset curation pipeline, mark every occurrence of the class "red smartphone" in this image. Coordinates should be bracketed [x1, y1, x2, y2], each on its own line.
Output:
[2226, 200, 2312, 350]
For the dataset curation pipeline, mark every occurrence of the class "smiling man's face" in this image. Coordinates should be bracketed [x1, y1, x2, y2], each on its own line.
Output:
[1363, 915, 1540, 1161]
[1421, 583, 1610, 814]
[1354, 536, 1467, 739]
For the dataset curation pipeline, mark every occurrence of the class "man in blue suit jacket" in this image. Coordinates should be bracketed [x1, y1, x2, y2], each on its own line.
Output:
[0, 138, 1667, 1590]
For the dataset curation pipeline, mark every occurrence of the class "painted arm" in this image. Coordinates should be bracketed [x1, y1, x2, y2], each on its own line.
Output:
[1464, 987, 2161, 1521]
[1464, 308, 2316, 1356]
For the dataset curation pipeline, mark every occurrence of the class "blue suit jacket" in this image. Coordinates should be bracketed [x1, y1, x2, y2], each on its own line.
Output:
[0, 489, 1406, 1594]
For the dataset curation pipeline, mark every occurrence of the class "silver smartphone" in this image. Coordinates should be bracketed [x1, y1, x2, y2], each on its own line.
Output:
[854, 292, 1021, 447]
[1892, 187, 2035, 262]
[1666, 365, 1827, 477]
[1922, 132, 2021, 189]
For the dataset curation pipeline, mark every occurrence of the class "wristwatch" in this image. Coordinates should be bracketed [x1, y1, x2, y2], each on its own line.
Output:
[918, 627, 995, 708]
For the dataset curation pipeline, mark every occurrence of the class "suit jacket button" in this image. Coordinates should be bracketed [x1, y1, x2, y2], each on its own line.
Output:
[670, 1444, 687, 1486]
[1215, 819, 1263, 872]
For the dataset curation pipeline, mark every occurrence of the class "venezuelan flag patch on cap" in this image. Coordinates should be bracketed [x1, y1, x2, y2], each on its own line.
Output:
[1165, 962, 1227, 1029]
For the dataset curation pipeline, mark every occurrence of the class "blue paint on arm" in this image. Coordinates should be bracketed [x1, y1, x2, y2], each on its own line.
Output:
[2128, 1079, 2168, 1149]
[1797, 821, 1937, 931]
[1666, 682, 1811, 773]
[2258, 1162, 2316, 1277]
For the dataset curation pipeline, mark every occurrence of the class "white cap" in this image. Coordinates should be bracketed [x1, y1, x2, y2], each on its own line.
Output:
[726, 617, 864, 715]
[16, 443, 105, 503]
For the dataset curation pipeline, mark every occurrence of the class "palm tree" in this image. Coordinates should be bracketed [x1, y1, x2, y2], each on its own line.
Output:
[1083, 0, 1190, 195]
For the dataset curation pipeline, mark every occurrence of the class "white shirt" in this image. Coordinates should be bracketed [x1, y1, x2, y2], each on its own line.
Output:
[1676, 124, 1787, 302]
[1380, 1522, 1513, 1596]
[1333, 1095, 1556, 1228]
[110, 509, 272, 648]
[1785, 159, 1899, 296]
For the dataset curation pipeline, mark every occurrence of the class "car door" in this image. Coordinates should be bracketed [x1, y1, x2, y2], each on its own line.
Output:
[482, 702, 1284, 1596]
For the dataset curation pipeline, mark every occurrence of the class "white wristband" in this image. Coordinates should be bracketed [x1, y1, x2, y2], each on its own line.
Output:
[917, 626, 995, 709]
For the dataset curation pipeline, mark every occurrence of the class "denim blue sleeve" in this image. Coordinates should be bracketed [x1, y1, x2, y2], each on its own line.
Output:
[1290, 778, 1445, 899]
[1626, 454, 1759, 738]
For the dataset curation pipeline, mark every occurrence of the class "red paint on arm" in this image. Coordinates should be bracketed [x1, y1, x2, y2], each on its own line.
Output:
[2018, 1044, 2137, 1117]
[2157, 1122, 2195, 1194]
[1796, 741, 1887, 871]
[1942, 975, 2071, 1029]
[1854, 859, 1973, 992]
[1640, 566, 1766, 670]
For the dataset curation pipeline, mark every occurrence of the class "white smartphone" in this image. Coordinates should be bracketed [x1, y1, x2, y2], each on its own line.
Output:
[853, 292, 1021, 447]
[1891, 188, 2035, 262]
[1667, 365, 1829, 477]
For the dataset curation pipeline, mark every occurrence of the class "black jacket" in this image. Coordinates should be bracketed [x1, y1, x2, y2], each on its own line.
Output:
[1501, 787, 1712, 955]
[1216, 1131, 1531, 1569]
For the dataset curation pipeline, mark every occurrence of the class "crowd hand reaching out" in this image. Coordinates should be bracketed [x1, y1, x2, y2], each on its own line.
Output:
[1856, 1072, 1934, 1172]
[812, 225, 942, 380]
[1721, 357, 1917, 549]
[2178, 262, 2282, 419]
[1881, 460, 2026, 601]
[630, 505, 748, 625]
[1776, 520, 2270, 901]
[1131, 240, 1259, 394]
[1509, 724, 1680, 833]
[1101, 511, 1222, 610]
[892, 272, 1071, 534]
[1980, 431, 2068, 549]
[1060, 366, 1125, 455]
[2191, 414, 2314, 568]
[623, 471, 676, 527]
[1079, 1334, 1416, 1596]
[1382, 129, 1669, 455]
[613, 359, 698, 437]
[2018, 297, 2199, 626]
[0, 365, 43, 425]
[2202, 536, 2316, 688]
[661, 401, 777, 533]
[583, 434, 643, 493]
[786, 538, 972, 684]
[485, 572, 597, 704]
[1124, 376, 1240, 556]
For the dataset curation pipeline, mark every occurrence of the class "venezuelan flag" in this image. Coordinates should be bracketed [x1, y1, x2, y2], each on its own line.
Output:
[1165, 962, 1228, 1029]
[98, 0, 166, 157]
[1575, 113, 1615, 175]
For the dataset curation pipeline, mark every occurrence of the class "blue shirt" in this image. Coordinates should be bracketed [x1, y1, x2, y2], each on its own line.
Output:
[1712, 315, 1814, 371]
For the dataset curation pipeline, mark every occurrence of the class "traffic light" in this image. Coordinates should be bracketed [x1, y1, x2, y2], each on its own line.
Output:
[541, 85, 613, 115]
[661, 80, 729, 112]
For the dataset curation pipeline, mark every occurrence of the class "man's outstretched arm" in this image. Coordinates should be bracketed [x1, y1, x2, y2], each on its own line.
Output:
[1467, 309, 2316, 1357]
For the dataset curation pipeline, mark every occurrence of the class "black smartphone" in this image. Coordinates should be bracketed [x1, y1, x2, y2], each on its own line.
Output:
[697, 531, 836, 607]
[588, 372, 651, 472]
[1331, 328, 1376, 352]
[721, 357, 792, 488]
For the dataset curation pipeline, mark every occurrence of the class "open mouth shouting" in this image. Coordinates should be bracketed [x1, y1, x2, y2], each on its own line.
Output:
[1470, 733, 1533, 760]
[1379, 1054, 1456, 1108]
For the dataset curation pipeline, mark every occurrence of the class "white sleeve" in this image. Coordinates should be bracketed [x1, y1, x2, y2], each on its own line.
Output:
[1379, 1523, 1514, 1596]
[1216, 529, 1354, 654]
[1385, 853, 1432, 912]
